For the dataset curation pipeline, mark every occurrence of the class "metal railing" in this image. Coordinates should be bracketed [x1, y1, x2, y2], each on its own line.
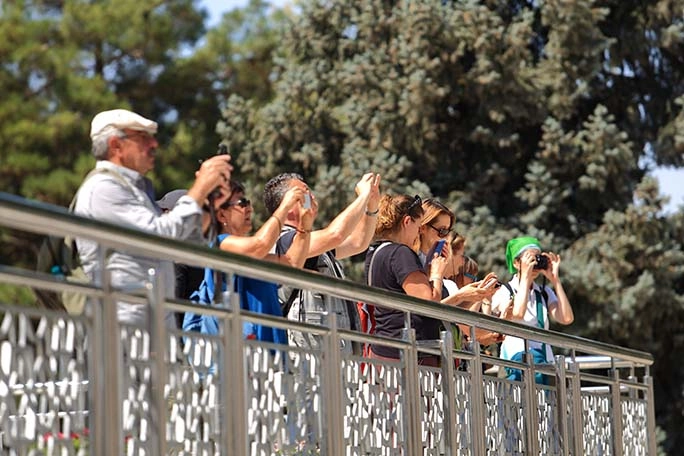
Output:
[0, 192, 656, 455]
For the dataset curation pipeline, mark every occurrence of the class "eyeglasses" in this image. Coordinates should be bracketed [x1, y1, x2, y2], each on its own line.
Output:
[221, 197, 251, 209]
[122, 131, 154, 144]
[428, 224, 452, 238]
[463, 272, 478, 281]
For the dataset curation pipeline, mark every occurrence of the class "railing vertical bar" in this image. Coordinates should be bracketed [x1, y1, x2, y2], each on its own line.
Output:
[440, 330, 458, 456]
[223, 272, 246, 455]
[569, 349, 584, 456]
[89, 268, 105, 456]
[468, 326, 486, 456]
[555, 355, 569, 456]
[523, 342, 539, 455]
[148, 266, 169, 455]
[611, 360, 624, 456]
[644, 367, 657, 456]
[100, 249, 122, 456]
[402, 327, 421, 456]
[324, 313, 344, 455]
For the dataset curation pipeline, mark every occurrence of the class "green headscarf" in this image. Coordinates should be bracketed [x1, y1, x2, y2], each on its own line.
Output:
[506, 236, 542, 273]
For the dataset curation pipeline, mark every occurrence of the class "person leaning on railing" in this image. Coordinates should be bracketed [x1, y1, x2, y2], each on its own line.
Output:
[363, 194, 448, 366]
[74, 109, 233, 328]
[490, 236, 574, 384]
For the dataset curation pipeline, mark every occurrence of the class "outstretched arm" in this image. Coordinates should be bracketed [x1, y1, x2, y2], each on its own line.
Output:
[308, 173, 379, 259]
[335, 173, 381, 259]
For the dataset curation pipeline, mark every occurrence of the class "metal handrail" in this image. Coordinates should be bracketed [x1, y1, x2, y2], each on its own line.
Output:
[0, 191, 653, 366]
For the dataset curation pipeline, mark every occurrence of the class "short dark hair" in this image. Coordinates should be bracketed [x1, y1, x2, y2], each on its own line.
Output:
[263, 173, 304, 214]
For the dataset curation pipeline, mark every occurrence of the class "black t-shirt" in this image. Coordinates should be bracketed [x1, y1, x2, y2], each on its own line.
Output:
[364, 241, 443, 358]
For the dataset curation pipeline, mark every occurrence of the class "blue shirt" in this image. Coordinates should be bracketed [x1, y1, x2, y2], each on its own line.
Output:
[183, 234, 287, 345]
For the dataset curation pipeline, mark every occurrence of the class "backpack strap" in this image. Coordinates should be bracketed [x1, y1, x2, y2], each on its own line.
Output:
[281, 254, 319, 317]
[367, 241, 392, 287]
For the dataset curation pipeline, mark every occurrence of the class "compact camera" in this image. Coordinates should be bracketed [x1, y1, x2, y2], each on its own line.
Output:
[533, 254, 548, 270]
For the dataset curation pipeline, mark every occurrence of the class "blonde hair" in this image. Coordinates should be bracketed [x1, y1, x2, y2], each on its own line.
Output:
[375, 194, 424, 239]
[415, 198, 455, 251]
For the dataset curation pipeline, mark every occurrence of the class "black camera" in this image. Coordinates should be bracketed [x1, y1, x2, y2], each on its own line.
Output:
[533, 254, 548, 270]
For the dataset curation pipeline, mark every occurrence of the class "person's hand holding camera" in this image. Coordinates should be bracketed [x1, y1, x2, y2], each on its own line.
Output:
[540, 251, 562, 285]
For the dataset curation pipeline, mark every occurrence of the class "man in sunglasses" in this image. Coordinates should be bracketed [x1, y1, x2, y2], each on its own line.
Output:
[263, 171, 382, 352]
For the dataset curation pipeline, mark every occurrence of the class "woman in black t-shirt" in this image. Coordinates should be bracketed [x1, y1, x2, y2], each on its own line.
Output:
[364, 194, 448, 364]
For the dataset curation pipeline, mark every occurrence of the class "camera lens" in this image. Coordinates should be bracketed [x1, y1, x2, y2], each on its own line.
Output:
[533, 254, 548, 270]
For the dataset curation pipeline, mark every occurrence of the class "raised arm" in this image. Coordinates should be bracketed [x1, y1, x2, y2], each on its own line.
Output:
[543, 252, 574, 325]
[218, 187, 304, 258]
[308, 173, 379, 259]
[335, 173, 381, 259]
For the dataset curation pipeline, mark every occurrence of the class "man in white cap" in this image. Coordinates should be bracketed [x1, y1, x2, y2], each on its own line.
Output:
[74, 109, 232, 327]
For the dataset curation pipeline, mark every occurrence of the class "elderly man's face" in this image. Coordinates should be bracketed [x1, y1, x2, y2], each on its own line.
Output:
[114, 129, 159, 175]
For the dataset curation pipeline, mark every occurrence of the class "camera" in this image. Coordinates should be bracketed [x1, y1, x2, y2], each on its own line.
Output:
[533, 254, 548, 270]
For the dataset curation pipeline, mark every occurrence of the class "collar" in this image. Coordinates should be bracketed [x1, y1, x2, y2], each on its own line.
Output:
[96, 160, 151, 193]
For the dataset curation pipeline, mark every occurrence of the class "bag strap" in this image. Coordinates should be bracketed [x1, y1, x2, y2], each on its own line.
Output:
[367, 241, 392, 287]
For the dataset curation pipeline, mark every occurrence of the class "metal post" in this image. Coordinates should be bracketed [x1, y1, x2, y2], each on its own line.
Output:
[223, 272, 247, 455]
[401, 327, 421, 456]
[610, 361, 624, 456]
[440, 330, 458, 456]
[468, 326, 487, 456]
[569, 350, 583, 456]
[324, 313, 344, 455]
[100, 249, 122, 456]
[147, 266, 168, 456]
[644, 367, 657, 456]
[523, 342, 540, 455]
[555, 355, 569, 455]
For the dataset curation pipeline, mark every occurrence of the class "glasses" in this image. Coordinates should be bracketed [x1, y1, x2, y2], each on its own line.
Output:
[122, 131, 154, 144]
[463, 272, 478, 281]
[221, 197, 251, 209]
[428, 224, 452, 238]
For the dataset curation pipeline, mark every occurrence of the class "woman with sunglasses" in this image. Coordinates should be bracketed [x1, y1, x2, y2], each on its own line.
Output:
[184, 181, 313, 344]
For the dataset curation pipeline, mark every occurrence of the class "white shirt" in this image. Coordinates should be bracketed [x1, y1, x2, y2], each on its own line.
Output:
[491, 275, 558, 362]
[74, 161, 204, 326]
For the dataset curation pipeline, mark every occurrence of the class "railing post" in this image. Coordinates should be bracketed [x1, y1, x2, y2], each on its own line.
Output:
[644, 367, 657, 456]
[323, 312, 344, 455]
[440, 330, 458, 456]
[402, 327, 421, 456]
[523, 344, 540, 455]
[223, 272, 247, 455]
[468, 326, 487, 456]
[555, 355, 569, 455]
[147, 266, 168, 455]
[568, 350, 584, 456]
[100, 251, 122, 456]
[611, 361, 624, 456]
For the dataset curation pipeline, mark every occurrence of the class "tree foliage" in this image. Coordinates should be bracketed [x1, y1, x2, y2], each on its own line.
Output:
[218, 0, 684, 452]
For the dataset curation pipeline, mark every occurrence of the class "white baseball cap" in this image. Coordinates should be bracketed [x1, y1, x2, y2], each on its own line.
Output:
[90, 109, 158, 139]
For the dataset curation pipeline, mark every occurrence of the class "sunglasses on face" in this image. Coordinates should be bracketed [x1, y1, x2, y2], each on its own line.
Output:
[428, 224, 452, 238]
[221, 197, 251, 209]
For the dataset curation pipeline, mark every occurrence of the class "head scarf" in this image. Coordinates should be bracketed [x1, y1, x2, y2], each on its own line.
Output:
[505, 236, 542, 273]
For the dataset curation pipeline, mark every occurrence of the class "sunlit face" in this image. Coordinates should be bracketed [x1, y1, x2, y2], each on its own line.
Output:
[402, 215, 421, 247]
[113, 129, 158, 175]
[420, 213, 452, 252]
[451, 244, 465, 275]
[288, 178, 317, 217]
[218, 191, 253, 236]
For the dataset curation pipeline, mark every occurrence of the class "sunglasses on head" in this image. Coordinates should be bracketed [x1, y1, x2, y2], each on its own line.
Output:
[428, 224, 452, 238]
[221, 197, 251, 209]
[463, 272, 478, 281]
[405, 195, 422, 215]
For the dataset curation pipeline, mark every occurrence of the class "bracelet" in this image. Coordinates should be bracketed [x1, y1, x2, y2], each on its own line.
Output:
[296, 228, 312, 234]
[430, 276, 443, 283]
[270, 215, 283, 230]
[365, 208, 379, 216]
